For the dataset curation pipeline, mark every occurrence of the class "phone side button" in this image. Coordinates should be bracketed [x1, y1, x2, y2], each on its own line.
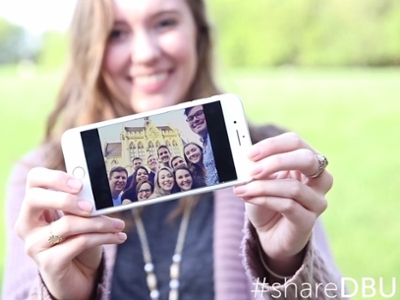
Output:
[72, 167, 85, 180]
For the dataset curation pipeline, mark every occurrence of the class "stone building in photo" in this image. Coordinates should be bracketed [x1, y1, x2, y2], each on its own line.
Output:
[104, 117, 185, 175]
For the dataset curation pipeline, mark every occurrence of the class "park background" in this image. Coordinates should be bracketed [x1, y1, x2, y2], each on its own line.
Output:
[1, 0, 399, 298]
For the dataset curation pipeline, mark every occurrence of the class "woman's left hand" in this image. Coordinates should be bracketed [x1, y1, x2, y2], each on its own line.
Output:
[234, 132, 333, 277]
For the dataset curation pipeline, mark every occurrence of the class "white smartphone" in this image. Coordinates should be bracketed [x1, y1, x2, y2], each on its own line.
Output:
[61, 93, 253, 216]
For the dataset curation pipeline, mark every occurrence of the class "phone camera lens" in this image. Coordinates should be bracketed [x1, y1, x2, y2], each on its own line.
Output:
[234, 121, 237, 124]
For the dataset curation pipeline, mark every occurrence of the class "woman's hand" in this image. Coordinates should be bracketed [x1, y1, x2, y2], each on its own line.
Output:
[15, 167, 127, 300]
[234, 132, 333, 278]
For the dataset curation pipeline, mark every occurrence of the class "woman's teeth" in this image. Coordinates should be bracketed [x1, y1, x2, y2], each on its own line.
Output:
[135, 73, 168, 85]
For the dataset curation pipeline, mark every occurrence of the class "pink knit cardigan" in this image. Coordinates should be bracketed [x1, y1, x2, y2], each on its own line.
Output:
[2, 149, 345, 300]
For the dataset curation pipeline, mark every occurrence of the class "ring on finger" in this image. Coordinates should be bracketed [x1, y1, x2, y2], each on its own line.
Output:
[48, 221, 64, 246]
[307, 154, 328, 179]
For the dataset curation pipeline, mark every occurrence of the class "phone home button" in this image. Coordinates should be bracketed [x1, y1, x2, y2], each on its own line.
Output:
[72, 167, 85, 180]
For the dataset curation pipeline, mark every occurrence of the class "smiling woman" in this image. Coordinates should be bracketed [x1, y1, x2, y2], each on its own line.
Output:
[2, 0, 344, 299]
[102, 0, 198, 112]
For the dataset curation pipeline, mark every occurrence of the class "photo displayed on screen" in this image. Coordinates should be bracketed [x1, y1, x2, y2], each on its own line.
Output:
[98, 105, 221, 207]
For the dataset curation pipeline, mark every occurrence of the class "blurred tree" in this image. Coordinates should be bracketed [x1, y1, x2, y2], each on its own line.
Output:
[0, 18, 40, 64]
[36, 31, 68, 69]
[3, 1, 399, 68]
[208, 0, 400, 67]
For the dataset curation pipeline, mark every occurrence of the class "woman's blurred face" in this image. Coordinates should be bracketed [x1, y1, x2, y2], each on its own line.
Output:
[103, 0, 198, 113]
[137, 182, 152, 200]
[175, 169, 193, 191]
[184, 144, 202, 164]
[136, 168, 149, 182]
[158, 169, 174, 191]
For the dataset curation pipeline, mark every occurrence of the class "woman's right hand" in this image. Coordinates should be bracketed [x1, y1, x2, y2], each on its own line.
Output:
[15, 167, 127, 300]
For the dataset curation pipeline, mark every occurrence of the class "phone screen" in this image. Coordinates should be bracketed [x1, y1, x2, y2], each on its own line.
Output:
[80, 101, 237, 209]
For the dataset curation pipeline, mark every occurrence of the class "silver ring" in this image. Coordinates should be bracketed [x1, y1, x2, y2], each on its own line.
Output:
[48, 222, 64, 246]
[307, 154, 328, 179]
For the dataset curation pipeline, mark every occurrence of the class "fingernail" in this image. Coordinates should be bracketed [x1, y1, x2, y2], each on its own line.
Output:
[113, 219, 125, 230]
[248, 147, 261, 160]
[251, 166, 263, 176]
[77, 200, 93, 212]
[68, 178, 82, 190]
[234, 185, 247, 196]
[116, 232, 127, 241]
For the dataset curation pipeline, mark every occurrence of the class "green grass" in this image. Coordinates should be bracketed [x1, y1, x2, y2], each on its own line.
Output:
[0, 65, 63, 292]
[1, 66, 399, 299]
[221, 67, 400, 298]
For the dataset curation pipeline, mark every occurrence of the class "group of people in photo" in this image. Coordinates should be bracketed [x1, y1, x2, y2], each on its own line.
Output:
[108, 106, 220, 206]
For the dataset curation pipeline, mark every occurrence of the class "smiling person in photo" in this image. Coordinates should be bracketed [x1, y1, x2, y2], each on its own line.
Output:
[122, 166, 150, 202]
[157, 145, 172, 169]
[150, 167, 176, 198]
[173, 165, 200, 191]
[108, 166, 128, 206]
[136, 180, 154, 201]
[171, 155, 187, 170]
[184, 142, 206, 187]
[184, 105, 219, 185]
